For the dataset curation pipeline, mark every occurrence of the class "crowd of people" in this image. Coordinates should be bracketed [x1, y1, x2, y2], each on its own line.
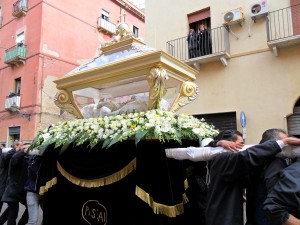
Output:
[187, 24, 212, 59]
[0, 141, 42, 225]
[166, 128, 300, 225]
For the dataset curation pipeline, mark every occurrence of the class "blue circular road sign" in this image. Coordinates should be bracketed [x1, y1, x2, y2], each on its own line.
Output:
[240, 111, 246, 128]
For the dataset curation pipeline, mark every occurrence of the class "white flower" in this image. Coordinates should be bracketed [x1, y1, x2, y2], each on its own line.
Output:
[42, 133, 51, 141]
[30, 109, 219, 151]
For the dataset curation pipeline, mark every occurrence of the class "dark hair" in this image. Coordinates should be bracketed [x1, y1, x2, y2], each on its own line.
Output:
[215, 130, 243, 141]
[259, 128, 287, 144]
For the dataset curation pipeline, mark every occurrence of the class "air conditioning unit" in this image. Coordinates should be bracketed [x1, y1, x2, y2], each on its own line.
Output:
[250, 0, 269, 20]
[223, 8, 245, 26]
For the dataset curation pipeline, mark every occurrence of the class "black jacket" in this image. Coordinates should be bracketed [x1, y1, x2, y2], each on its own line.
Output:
[246, 158, 289, 225]
[205, 140, 281, 225]
[1, 149, 28, 204]
[0, 152, 9, 197]
[263, 157, 300, 225]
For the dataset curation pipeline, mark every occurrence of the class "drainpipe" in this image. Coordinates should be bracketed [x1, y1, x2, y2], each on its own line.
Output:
[39, 54, 45, 124]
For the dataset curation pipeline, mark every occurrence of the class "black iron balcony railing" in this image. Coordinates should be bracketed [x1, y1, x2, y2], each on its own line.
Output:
[4, 43, 27, 65]
[97, 18, 116, 35]
[267, 4, 300, 47]
[12, 0, 28, 17]
[166, 26, 230, 62]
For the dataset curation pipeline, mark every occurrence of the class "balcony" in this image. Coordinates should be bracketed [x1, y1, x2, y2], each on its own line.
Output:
[5, 95, 21, 112]
[166, 26, 230, 70]
[114, 0, 145, 21]
[267, 4, 300, 56]
[97, 18, 116, 35]
[0, 17, 2, 29]
[12, 0, 28, 17]
[4, 44, 27, 66]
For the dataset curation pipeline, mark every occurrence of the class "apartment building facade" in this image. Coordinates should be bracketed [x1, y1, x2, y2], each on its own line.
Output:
[0, 0, 145, 147]
[145, 0, 300, 143]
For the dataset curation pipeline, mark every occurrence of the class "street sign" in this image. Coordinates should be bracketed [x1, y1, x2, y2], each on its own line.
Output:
[240, 111, 246, 128]
[242, 127, 247, 139]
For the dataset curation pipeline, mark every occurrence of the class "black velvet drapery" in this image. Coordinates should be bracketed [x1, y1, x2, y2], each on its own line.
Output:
[39, 139, 200, 225]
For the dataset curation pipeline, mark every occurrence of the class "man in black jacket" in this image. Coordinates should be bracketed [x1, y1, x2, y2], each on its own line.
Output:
[263, 157, 300, 225]
[0, 140, 29, 225]
[245, 128, 290, 225]
[205, 134, 300, 225]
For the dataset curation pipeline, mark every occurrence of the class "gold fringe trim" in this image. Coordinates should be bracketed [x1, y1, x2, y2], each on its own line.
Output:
[184, 178, 189, 190]
[182, 192, 189, 204]
[39, 177, 57, 196]
[57, 158, 136, 188]
[135, 185, 186, 217]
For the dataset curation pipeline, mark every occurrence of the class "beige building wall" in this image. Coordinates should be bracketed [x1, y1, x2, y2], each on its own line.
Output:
[144, 0, 300, 143]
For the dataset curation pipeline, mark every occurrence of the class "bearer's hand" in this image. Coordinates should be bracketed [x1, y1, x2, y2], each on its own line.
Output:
[217, 140, 244, 152]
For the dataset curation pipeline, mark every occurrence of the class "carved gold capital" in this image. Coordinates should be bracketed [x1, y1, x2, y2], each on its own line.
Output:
[169, 81, 199, 112]
[54, 90, 83, 119]
[147, 66, 169, 110]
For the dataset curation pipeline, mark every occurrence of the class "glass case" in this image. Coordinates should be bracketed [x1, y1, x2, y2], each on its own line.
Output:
[53, 23, 199, 118]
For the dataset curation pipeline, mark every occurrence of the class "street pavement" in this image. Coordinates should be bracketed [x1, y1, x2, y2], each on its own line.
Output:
[0, 203, 43, 225]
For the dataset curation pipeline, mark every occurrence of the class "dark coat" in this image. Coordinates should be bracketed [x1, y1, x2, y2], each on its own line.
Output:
[187, 33, 198, 49]
[24, 154, 42, 193]
[187, 33, 198, 58]
[1, 150, 28, 204]
[198, 29, 212, 56]
[205, 140, 281, 225]
[0, 152, 9, 197]
[246, 158, 291, 225]
[263, 157, 300, 225]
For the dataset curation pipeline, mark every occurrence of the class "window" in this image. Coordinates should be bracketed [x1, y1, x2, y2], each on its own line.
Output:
[188, 8, 211, 33]
[133, 25, 139, 37]
[15, 78, 21, 95]
[16, 31, 25, 45]
[194, 111, 237, 132]
[101, 10, 109, 21]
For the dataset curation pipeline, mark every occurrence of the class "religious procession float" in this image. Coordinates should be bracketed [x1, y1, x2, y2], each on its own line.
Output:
[29, 21, 218, 225]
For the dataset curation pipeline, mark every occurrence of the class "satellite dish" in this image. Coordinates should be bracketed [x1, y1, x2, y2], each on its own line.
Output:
[251, 4, 262, 14]
[224, 11, 234, 22]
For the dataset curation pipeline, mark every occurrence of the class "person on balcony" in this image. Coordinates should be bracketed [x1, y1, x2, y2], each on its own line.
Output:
[187, 28, 198, 59]
[197, 24, 212, 56]
[8, 91, 16, 98]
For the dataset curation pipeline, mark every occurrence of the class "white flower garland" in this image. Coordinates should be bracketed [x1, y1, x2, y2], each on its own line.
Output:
[30, 109, 219, 152]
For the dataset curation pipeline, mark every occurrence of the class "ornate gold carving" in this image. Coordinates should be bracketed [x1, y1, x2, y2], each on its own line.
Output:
[101, 22, 138, 48]
[147, 66, 169, 110]
[169, 81, 199, 112]
[54, 90, 83, 119]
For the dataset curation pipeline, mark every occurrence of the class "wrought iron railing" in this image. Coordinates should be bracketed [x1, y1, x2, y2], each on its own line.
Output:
[4, 44, 27, 64]
[267, 4, 300, 41]
[166, 26, 230, 61]
[97, 18, 116, 34]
